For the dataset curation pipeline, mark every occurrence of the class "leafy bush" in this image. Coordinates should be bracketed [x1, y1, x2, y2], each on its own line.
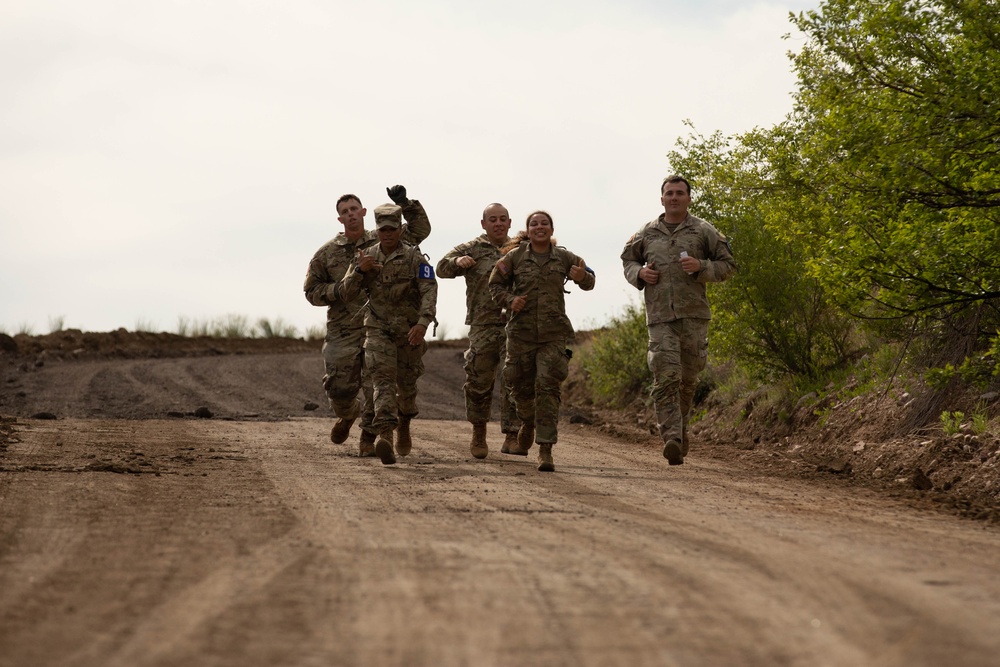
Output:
[788, 0, 1000, 325]
[940, 411, 965, 436]
[581, 303, 651, 406]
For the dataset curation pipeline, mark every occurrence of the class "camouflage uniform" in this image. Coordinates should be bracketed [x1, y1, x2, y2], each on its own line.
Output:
[620, 213, 736, 451]
[488, 242, 595, 445]
[340, 239, 437, 436]
[436, 234, 519, 434]
[302, 200, 430, 425]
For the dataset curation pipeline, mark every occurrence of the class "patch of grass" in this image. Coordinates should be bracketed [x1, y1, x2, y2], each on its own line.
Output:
[789, 340, 904, 417]
[134, 318, 158, 333]
[216, 314, 251, 338]
[188, 319, 213, 337]
[970, 403, 990, 436]
[305, 324, 325, 341]
[710, 361, 751, 406]
[688, 408, 708, 425]
[48, 316, 66, 333]
[256, 317, 298, 339]
[8, 314, 321, 341]
[177, 315, 253, 338]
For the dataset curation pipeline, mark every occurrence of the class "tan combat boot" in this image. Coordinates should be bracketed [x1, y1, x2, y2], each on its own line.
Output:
[508, 422, 534, 456]
[470, 423, 488, 459]
[663, 439, 684, 465]
[500, 431, 518, 454]
[396, 416, 412, 457]
[375, 429, 397, 465]
[537, 444, 555, 472]
[331, 417, 355, 444]
[358, 430, 376, 458]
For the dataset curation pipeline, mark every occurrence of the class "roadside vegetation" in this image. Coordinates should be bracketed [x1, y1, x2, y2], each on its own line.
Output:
[583, 0, 1000, 442]
[2, 316, 326, 342]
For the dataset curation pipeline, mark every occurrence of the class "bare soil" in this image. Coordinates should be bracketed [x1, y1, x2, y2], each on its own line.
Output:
[2, 329, 1000, 666]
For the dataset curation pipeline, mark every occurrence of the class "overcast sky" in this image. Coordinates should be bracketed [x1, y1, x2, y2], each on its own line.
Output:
[1, 0, 818, 339]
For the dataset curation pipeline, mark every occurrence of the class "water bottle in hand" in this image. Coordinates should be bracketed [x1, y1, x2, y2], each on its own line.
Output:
[680, 251, 693, 275]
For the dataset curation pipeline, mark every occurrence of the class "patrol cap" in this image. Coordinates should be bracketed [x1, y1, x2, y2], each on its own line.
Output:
[374, 203, 402, 229]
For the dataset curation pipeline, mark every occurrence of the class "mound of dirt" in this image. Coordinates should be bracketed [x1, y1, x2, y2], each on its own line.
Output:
[4, 328, 319, 361]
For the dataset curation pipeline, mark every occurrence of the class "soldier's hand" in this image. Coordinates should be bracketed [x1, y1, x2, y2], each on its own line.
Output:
[679, 254, 700, 274]
[357, 248, 381, 273]
[569, 258, 587, 283]
[407, 323, 426, 346]
[386, 185, 408, 206]
[639, 262, 659, 285]
[456, 255, 475, 269]
[510, 295, 527, 313]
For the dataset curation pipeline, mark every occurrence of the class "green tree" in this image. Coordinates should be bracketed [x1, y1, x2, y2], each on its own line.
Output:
[667, 125, 857, 380]
[785, 0, 1000, 338]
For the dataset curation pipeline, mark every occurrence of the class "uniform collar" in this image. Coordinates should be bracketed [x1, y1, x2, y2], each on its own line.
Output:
[335, 230, 374, 246]
[655, 213, 692, 232]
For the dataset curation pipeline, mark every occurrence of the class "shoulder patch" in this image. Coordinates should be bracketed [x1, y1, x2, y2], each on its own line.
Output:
[418, 263, 435, 279]
[719, 232, 733, 255]
[496, 259, 509, 276]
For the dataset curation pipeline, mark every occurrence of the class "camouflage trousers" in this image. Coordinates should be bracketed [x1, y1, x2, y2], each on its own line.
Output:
[503, 340, 569, 445]
[321, 325, 365, 421]
[464, 324, 519, 433]
[647, 319, 709, 446]
[362, 327, 427, 434]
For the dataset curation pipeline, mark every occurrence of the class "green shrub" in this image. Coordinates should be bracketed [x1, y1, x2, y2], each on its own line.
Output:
[581, 303, 651, 407]
[940, 411, 965, 436]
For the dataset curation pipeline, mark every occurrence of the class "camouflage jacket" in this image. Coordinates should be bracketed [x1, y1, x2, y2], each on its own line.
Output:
[620, 213, 736, 325]
[340, 243, 438, 337]
[436, 233, 509, 326]
[302, 200, 430, 330]
[488, 242, 595, 345]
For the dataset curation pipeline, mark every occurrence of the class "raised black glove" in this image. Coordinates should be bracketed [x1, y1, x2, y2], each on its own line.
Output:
[386, 185, 408, 205]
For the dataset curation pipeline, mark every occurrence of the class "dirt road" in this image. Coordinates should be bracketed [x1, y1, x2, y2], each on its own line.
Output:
[3, 347, 1000, 666]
